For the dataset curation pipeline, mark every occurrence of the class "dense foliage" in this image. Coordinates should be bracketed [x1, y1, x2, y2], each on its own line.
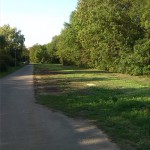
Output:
[58, 0, 150, 75]
[30, 0, 150, 75]
[29, 36, 60, 64]
[0, 25, 28, 71]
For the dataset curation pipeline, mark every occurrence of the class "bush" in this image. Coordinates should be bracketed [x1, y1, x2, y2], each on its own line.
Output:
[0, 54, 14, 71]
[0, 60, 8, 72]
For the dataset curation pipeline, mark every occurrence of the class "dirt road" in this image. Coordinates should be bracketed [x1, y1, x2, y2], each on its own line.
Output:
[0, 65, 119, 150]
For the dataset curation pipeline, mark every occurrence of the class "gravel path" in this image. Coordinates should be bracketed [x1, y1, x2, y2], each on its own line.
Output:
[0, 65, 119, 150]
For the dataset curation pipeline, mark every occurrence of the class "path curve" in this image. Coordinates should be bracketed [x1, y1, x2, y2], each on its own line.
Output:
[0, 65, 119, 150]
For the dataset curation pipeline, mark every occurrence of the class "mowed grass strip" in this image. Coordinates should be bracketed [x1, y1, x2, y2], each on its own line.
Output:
[34, 64, 150, 150]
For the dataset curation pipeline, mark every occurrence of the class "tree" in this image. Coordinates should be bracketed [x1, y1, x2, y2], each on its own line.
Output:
[56, 11, 83, 66]
[46, 36, 60, 63]
[29, 44, 49, 63]
[30, 0, 149, 75]
[0, 25, 26, 71]
[71, 0, 149, 74]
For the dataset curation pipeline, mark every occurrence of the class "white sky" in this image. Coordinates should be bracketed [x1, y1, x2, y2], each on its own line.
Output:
[0, 0, 78, 47]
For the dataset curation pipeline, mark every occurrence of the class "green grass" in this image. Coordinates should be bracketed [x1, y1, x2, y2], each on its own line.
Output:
[34, 64, 150, 150]
[0, 65, 25, 78]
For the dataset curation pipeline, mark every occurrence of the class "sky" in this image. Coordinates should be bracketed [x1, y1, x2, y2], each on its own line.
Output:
[0, 0, 78, 47]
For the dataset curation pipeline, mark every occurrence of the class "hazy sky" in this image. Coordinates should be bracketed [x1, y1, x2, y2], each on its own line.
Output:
[0, 0, 78, 47]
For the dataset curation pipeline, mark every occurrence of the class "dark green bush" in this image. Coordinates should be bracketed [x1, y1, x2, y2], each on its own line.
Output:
[0, 60, 8, 72]
[0, 54, 15, 71]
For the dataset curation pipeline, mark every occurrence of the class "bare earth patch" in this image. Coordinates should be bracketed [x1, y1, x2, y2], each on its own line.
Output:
[34, 70, 85, 96]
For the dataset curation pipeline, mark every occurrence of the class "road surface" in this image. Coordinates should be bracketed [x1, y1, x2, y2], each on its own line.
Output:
[0, 65, 119, 150]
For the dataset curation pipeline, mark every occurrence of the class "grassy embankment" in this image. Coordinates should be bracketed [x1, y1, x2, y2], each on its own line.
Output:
[0, 65, 25, 78]
[34, 64, 150, 150]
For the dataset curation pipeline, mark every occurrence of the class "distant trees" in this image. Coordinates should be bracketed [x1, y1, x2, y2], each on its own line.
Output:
[0, 25, 28, 71]
[46, 36, 59, 63]
[55, 0, 150, 75]
[56, 12, 82, 66]
[29, 44, 50, 64]
[29, 0, 150, 75]
[29, 36, 60, 64]
[2, 2, 148, 75]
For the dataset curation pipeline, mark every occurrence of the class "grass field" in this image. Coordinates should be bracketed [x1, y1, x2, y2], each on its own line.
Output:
[34, 64, 150, 150]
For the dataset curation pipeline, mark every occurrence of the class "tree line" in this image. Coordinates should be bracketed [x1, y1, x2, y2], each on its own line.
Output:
[30, 0, 150, 75]
[0, 25, 29, 71]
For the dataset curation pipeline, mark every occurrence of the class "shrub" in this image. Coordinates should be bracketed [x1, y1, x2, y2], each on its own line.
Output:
[0, 60, 8, 72]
